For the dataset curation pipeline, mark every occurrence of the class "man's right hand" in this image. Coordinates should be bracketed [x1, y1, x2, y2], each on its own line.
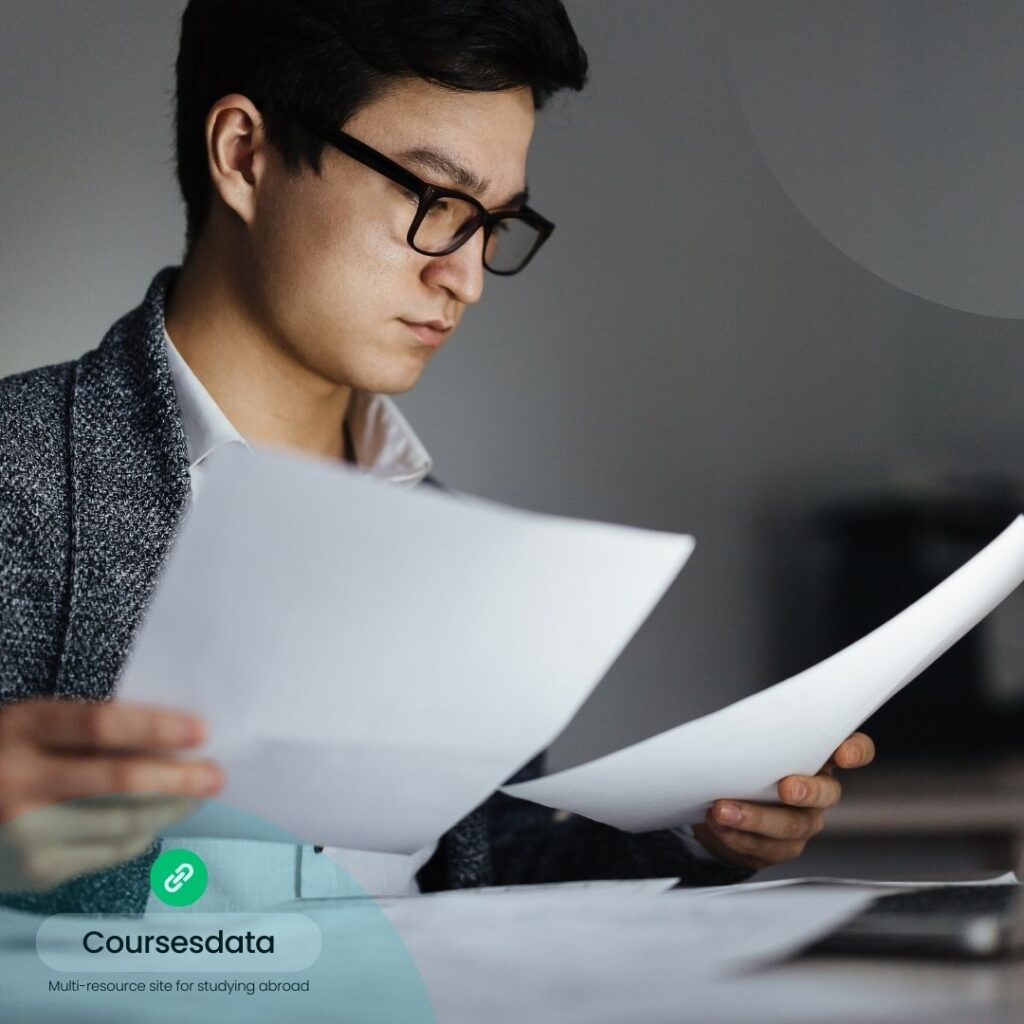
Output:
[0, 699, 224, 892]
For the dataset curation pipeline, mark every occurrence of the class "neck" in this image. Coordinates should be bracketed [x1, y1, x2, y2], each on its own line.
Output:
[165, 239, 352, 461]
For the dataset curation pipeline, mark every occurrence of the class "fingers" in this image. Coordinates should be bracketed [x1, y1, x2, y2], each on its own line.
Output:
[34, 754, 224, 803]
[699, 801, 823, 869]
[831, 731, 876, 770]
[710, 800, 825, 843]
[698, 822, 805, 869]
[693, 732, 876, 870]
[699, 764, 846, 868]
[1, 700, 206, 753]
[3, 795, 199, 845]
[776, 772, 842, 808]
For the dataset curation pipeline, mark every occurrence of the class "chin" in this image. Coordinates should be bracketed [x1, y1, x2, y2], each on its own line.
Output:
[345, 353, 431, 396]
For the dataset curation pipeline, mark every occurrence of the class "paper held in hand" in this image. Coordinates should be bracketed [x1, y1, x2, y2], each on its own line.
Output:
[116, 447, 694, 853]
[502, 515, 1024, 829]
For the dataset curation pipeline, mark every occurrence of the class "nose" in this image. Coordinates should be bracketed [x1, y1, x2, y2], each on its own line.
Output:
[421, 228, 486, 305]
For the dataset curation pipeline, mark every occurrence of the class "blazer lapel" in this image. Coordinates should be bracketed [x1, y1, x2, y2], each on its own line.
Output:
[57, 268, 191, 699]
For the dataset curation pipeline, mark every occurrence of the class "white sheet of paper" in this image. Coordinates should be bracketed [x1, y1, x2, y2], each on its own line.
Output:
[117, 447, 693, 853]
[369, 877, 683, 900]
[360, 884, 878, 1024]
[503, 516, 1024, 829]
[691, 871, 1020, 898]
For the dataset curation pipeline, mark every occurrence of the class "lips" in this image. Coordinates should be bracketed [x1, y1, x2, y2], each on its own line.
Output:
[400, 319, 454, 349]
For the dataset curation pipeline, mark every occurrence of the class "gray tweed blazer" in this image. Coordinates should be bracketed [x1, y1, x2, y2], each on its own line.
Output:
[0, 268, 750, 914]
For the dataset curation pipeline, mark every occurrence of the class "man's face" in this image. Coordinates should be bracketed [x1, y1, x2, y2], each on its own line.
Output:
[244, 79, 536, 395]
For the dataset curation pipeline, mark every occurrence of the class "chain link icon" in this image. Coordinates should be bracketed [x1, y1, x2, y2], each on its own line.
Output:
[163, 862, 196, 894]
[150, 849, 207, 906]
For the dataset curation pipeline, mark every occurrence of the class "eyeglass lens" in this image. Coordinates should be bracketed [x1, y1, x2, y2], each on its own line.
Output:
[412, 196, 541, 273]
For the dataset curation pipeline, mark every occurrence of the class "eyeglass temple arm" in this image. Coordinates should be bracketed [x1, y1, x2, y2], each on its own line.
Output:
[295, 115, 428, 196]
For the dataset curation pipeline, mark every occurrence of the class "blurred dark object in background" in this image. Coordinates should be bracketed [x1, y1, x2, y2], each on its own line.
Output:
[824, 480, 1024, 760]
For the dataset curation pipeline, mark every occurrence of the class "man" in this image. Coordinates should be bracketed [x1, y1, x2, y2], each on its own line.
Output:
[0, 0, 874, 914]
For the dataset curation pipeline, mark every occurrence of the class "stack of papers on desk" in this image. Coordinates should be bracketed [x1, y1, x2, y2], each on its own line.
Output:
[303, 881, 891, 1024]
[118, 447, 1024, 848]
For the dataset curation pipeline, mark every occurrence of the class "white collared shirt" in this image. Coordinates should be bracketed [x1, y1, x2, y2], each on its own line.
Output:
[159, 329, 438, 904]
[164, 331, 433, 497]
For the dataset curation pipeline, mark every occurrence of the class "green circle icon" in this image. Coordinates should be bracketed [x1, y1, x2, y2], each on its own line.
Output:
[150, 849, 208, 907]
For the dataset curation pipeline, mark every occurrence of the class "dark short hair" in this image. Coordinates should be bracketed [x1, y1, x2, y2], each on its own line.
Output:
[175, 0, 588, 252]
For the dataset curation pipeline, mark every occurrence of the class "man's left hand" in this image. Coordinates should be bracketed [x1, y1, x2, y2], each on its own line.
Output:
[692, 732, 876, 870]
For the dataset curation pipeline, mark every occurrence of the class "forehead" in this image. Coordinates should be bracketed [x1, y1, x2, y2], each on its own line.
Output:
[343, 78, 535, 201]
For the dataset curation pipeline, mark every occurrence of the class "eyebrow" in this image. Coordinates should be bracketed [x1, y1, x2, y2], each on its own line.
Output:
[397, 146, 530, 209]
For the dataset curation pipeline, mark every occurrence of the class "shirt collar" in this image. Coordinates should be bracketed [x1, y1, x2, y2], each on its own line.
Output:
[164, 328, 433, 487]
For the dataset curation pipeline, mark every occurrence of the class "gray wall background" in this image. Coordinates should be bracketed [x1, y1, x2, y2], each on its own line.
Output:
[2, 1, 1023, 771]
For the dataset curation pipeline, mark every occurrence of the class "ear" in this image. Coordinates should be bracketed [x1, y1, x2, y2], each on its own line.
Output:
[204, 93, 268, 230]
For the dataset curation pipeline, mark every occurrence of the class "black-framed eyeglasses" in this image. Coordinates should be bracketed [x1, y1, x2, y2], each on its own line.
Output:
[295, 115, 555, 276]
